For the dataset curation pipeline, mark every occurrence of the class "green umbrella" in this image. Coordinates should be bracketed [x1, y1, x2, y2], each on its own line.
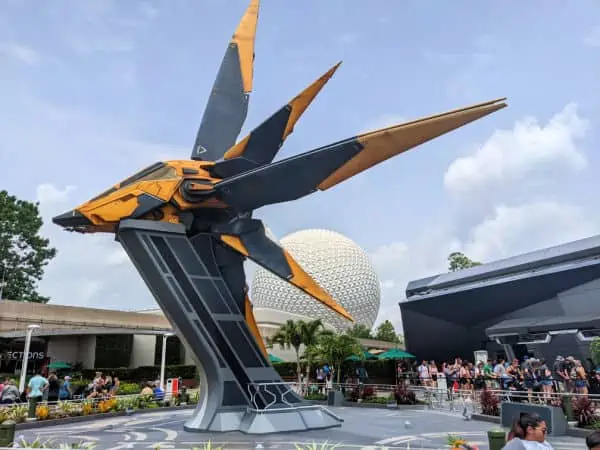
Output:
[268, 353, 283, 363]
[47, 361, 71, 370]
[345, 350, 378, 361]
[377, 348, 415, 360]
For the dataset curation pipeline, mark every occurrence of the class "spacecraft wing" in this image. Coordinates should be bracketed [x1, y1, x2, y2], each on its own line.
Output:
[191, 0, 259, 162]
[214, 218, 353, 322]
[210, 62, 342, 178]
[214, 98, 507, 212]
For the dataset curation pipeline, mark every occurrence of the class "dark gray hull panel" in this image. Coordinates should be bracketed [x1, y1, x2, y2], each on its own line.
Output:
[117, 219, 342, 433]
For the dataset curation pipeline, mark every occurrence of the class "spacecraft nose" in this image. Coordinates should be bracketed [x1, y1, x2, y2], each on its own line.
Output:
[52, 209, 92, 228]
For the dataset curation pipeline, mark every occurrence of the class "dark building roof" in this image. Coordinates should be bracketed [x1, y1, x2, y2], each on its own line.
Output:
[405, 234, 600, 300]
[485, 316, 600, 336]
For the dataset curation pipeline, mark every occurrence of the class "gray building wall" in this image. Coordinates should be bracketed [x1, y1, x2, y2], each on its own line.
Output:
[401, 258, 600, 363]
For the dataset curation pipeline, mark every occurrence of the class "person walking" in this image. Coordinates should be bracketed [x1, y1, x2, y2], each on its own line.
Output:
[26, 370, 48, 419]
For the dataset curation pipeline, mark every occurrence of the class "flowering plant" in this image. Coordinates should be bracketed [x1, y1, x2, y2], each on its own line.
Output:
[447, 434, 479, 450]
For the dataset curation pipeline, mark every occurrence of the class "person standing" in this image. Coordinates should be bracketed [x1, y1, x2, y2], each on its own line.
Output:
[27, 370, 48, 418]
[418, 360, 430, 387]
[47, 372, 60, 403]
[1, 379, 20, 404]
[429, 361, 439, 388]
[59, 376, 72, 401]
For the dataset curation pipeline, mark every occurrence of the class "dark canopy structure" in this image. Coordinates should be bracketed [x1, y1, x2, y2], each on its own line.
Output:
[400, 234, 600, 362]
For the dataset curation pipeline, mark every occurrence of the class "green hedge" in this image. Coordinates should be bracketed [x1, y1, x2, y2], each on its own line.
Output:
[272, 359, 397, 383]
[82, 359, 396, 383]
[82, 365, 196, 381]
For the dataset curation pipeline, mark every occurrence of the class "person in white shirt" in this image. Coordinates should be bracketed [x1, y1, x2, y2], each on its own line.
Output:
[504, 412, 554, 450]
[418, 360, 430, 387]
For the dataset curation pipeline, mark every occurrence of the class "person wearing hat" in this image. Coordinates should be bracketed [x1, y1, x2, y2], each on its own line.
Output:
[58, 376, 72, 401]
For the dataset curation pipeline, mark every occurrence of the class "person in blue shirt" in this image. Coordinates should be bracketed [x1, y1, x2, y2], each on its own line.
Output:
[59, 376, 72, 401]
[153, 381, 164, 401]
[27, 371, 48, 418]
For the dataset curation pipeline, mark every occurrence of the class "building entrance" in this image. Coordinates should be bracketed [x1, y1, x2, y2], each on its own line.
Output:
[0, 338, 48, 375]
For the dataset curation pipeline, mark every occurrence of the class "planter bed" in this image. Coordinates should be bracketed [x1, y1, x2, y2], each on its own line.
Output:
[472, 413, 501, 424]
[15, 404, 196, 430]
[308, 399, 426, 410]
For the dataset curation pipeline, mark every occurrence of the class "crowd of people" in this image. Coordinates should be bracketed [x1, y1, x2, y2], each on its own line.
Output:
[0, 370, 123, 406]
[399, 354, 600, 400]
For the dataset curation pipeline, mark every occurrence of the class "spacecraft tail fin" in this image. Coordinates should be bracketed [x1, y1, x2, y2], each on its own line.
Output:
[214, 98, 507, 212]
[214, 218, 353, 322]
[210, 62, 342, 178]
[191, 0, 259, 162]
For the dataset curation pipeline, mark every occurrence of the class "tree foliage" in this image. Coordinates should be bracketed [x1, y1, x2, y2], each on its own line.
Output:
[269, 319, 329, 384]
[448, 251, 481, 272]
[590, 338, 600, 367]
[315, 332, 362, 383]
[0, 190, 56, 303]
[347, 324, 373, 339]
[374, 320, 400, 343]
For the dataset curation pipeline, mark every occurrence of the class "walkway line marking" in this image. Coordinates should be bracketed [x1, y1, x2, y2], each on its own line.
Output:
[152, 427, 178, 441]
[376, 435, 417, 445]
[130, 431, 147, 441]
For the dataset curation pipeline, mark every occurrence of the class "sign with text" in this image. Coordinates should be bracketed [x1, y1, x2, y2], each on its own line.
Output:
[2, 351, 45, 361]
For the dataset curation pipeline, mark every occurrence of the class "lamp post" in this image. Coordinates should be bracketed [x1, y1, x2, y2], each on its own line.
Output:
[0, 265, 7, 300]
[160, 332, 174, 390]
[19, 324, 40, 393]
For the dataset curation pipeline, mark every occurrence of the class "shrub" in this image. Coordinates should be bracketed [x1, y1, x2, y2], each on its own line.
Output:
[573, 396, 598, 427]
[364, 396, 388, 404]
[394, 386, 417, 405]
[118, 382, 141, 395]
[591, 338, 600, 367]
[347, 387, 361, 402]
[479, 388, 500, 417]
[82, 364, 197, 381]
[361, 385, 375, 400]
[304, 392, 327, 401]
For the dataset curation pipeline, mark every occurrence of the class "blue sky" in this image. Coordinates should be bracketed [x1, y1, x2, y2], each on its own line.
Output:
[1, 0, 599, 331]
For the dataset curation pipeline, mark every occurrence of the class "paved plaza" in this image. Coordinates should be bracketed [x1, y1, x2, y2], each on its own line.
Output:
[18, 406, 588, 450]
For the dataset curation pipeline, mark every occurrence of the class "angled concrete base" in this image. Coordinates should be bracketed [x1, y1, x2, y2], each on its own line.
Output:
[184, 405, 343, 435]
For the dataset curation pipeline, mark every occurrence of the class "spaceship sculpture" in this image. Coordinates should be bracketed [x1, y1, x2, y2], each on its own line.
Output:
[53, 0, 506, 435]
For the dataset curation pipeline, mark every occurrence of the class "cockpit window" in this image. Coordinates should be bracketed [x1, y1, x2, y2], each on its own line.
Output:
[119, 162, 179, 189]
[136, 165, 179, 182]
[89, 163, 179, 202]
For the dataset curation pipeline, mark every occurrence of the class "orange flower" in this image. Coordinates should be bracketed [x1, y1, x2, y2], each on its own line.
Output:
[35, 405, 49, 420]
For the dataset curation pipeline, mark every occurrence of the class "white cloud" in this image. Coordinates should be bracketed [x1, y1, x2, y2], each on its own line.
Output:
[0, 42, 40, 65]
[584, 26, 600, 47]
[369, 103, 598, 333]
[139, 2, 159, 20]
[464, 201, 599, 262]
[35, 183, 153, 310]
[380, 280, 395, 290]
[370, 228, 460, 332]
[36, 184, 77, 205]
[444, 103, 589, 197]
[371, 200, 600, 333]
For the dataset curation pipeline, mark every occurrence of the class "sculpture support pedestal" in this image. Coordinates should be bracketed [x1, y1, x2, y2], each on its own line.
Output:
[117, 219, 342, 434]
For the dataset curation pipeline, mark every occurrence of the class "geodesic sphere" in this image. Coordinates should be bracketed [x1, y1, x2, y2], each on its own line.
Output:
[251, 229, 381, 331]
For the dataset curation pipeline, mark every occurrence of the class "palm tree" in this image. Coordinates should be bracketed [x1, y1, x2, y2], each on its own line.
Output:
[270, 319, 331, 385]
[317, 332, 363, 384]
[300, 320, 332, 385]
